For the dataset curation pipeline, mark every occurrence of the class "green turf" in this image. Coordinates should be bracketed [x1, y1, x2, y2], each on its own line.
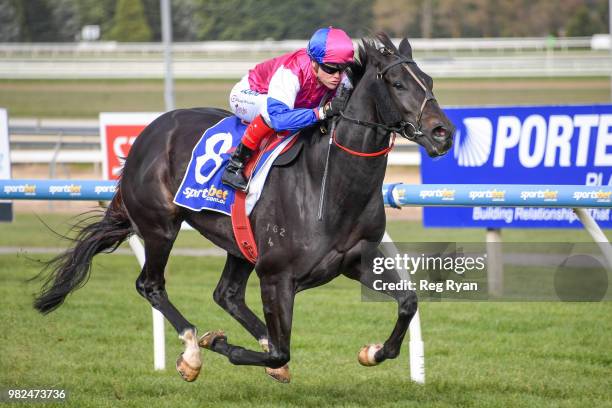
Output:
[0, 77, 610, 118]
[1, 253, 610, 407]
[1, 212, 217, 249]
[2, 213, 610, 249]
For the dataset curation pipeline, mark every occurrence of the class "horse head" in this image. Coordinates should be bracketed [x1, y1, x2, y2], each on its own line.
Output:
[346, 33, 455, 157]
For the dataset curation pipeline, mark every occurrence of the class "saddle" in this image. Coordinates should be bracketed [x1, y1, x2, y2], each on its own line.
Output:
[272, 136, 304, 167]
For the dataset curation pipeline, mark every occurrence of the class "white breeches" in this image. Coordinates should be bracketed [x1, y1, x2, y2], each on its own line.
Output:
[229, 75, 271, 124]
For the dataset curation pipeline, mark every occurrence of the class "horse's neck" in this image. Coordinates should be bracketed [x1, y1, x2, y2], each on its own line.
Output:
[331, 78, 389, 189]
[309, 81, 389, 216]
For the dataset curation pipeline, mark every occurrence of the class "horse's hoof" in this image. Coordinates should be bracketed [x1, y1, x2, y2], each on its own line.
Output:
[176, 353, 201, 382]
[198, 330, 226, 349]
[258, 338, 291, 383]
[266, 365, 291, 383]
[358, 343, 383, 366]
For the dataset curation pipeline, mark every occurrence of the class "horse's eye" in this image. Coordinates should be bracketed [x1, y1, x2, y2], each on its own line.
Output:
[392, 81, 404, 89]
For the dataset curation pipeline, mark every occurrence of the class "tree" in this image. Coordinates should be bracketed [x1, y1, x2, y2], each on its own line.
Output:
[565, 1, 608, 36]
[107, 0, 153, 42]
[0, 0, 21, 41]
[20, 0, 57, 41]
[75, 0, 115, 39]
[172, 0, 200, 41]
[51, 0, 81, 41]
[141, 0, 162, 41]
[372, 0, 422, 38]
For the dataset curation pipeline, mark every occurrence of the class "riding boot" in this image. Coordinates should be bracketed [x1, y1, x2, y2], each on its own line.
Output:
[222, 114, 275, 191]
[221, 142, 254, 191]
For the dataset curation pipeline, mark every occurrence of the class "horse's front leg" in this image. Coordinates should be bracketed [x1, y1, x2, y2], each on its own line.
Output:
[213, 254, 290, 382]
[343, 244, 417, 366]
[200, 275, 294, 382]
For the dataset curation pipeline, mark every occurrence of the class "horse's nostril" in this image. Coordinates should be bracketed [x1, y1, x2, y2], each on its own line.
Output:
[432, 126, 448, 142]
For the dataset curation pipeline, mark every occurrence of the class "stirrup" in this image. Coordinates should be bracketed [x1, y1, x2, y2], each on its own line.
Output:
[222, 168, 249, 191]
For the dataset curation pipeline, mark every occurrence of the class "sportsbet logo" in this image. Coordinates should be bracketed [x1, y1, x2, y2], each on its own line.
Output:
[520, 189, 559, 201]
[468, 189, 506, 201]
[3, 184, 36, 195]
[183, 185, 229, 202]
[95, 185, 116, 194]
[49, 184, 82, 195]
[573, 190, 612, 202]
[454, 113, 612, 168]
[419, 188, 456, 200]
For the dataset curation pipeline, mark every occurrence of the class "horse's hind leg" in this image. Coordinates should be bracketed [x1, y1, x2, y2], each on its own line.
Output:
[343, 245, 417, 366]
[213, 254, 267, 340]
[212, 254, 290, 382]
[135, 221, 202, 382]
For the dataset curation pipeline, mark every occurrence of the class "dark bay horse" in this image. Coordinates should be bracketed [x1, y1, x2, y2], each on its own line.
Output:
[34, 33, 454, 383]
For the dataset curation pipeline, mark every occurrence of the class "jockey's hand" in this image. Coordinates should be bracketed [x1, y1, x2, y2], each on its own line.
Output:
[322, 91, 350, 119]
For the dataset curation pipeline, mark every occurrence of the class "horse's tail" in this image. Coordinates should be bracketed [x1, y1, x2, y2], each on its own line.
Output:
[33, 186, 133, 314]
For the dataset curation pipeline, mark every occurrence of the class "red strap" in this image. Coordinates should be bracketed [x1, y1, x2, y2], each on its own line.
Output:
[332, 129, 396, 157]
[230, 144, 263, 264]
[231, 190, 258, 264]
[230, 133, 300, 264]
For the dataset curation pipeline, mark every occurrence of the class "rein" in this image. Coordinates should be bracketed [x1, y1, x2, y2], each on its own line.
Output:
[332, 126, 397, 157]
[332, 54, 436, 158]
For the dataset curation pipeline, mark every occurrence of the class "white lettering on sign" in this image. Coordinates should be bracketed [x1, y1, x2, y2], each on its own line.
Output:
[574, 114, 599, 166]
[464, 113, 612, 169]
[594, 114, 612, 166]
[545, 115, 573, 167]
[493, 116, 520, 167]
[518, 114, 546, 168]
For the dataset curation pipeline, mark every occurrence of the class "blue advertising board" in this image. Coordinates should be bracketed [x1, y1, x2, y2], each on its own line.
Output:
[420, 104, 612, 228]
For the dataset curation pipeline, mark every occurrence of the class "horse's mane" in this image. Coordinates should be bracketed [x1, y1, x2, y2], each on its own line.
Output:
[345, 32, 404, 125]
[346, 32, 399, 87]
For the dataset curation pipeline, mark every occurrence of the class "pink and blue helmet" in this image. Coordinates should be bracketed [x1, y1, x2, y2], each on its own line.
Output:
[307, 27, 354, 66]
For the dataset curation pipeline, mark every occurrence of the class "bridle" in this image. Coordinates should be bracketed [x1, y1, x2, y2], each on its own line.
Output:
[333, 52, 436, 157]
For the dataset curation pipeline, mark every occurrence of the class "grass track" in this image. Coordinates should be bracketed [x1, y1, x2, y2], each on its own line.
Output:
[2, 213, 611, 249]
[1, 254, 611, 407]
[1, 215, 611, 407]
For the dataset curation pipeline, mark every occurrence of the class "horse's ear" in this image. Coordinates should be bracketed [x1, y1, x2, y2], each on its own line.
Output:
[398, 38, 413, 59]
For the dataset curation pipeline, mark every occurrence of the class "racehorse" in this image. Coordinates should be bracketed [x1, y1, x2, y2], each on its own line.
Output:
[33, 33, 454, 383]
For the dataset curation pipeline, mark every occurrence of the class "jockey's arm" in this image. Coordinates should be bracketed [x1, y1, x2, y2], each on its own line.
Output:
[264, 67, 320, 133]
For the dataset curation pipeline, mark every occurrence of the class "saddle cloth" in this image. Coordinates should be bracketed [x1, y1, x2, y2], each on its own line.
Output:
[173, 116, 297, 215]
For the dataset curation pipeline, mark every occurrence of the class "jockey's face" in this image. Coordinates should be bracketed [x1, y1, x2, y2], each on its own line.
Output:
[312, 61, 342, 90]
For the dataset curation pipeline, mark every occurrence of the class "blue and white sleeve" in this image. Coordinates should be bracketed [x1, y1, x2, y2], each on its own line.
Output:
[264, 66, 318, 132]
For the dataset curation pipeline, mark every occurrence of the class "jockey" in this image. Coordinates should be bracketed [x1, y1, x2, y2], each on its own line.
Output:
[221, 26, 355, 191]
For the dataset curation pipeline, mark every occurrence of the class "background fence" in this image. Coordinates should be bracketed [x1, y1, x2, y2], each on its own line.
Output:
[0, 36, 610, 79]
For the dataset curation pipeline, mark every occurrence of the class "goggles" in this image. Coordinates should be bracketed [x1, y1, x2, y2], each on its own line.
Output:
[318, 63, 348, 75]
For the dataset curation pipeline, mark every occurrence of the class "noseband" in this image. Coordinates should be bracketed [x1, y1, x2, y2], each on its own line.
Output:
[377, 56, 436, 139]
[333, 53, 437, 157]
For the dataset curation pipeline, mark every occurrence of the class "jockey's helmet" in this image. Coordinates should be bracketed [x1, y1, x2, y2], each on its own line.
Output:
[307, 27, 354, 69]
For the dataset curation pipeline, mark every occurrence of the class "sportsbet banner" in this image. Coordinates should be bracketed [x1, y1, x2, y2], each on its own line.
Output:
[99, 113, 162, 180]
[420, 104, 612, 228]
